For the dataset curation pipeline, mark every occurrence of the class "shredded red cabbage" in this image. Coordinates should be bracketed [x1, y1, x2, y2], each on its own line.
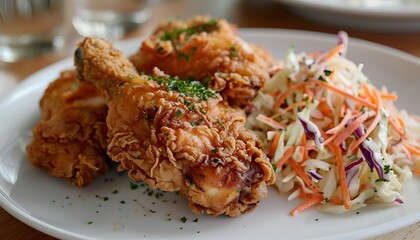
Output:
[298, 116, 324, 150]
[337, 31, 348, 57]
[344, 157, 364, 172]
[354, 126, 389, 181]
[346, 167, 359, 186]
[340, 140, 347, 152]
[308, 169, 322, 180]
[392, 133, 405, 146]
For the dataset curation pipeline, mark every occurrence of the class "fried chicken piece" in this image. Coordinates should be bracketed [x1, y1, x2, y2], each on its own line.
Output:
[129, 16, 273, 108]
[26, 70, 109, 187]
[75, 37, 275, 217]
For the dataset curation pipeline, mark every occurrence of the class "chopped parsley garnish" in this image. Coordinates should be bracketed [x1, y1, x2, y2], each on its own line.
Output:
[230, 46, 238, 57]
[178, 52, 192, 61]
[71, 81, 79, 90]
[318, 75, 327, 82]
[271, 163, 277, 172]
[130, 182, 138, 190]
[87, 221, 93, 225]
[180, 216, 187, 223]
[216, 119, 225, 129]
[160, 19, 219, 41]
[384, 165, 392, 174]
[160, 20, 218, 61]
[148, 74, 217, 101]
[193, 218, 198, 222]
[323, 69, 332, 76]
[174, 109, 183, 117]
[112, 190, 118, 194]
[375, 178, 389, 183]
[211, 148, 218, 153]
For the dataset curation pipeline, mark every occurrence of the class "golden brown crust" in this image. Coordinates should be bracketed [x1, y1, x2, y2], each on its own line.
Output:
[75, 37, 275, 216]
[129, 16, 273, 108]
[26, 70, 109, 187]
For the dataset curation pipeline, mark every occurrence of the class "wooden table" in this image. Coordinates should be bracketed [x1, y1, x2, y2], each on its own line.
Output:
[1, 0, 419, 239]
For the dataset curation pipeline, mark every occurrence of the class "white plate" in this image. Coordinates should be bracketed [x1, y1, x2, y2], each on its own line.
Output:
[1, 29, 420, 240]
[275, 0, 420, 32]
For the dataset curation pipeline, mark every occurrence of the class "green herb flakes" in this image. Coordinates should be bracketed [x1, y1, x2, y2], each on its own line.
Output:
[384, 165, 392, 174]
[130, 182, 138, 190]
[230, 46, 238, 57]
[148, 75, 217, 101]
[271, 163, 277, 172]
[323, 69, 332, 76]
[160, 19, 219, 41]
[175, 109, 183, 117]
[318, 76, 327, 82]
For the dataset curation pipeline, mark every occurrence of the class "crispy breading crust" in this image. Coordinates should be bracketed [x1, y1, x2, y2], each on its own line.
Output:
[26, 70, 109, 187]
[75, 37, 275, 216]
[129, 16, 273, 108]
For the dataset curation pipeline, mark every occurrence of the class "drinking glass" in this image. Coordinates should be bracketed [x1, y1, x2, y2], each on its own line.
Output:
[0, 0, 66, 62]
[72, 0, 150, 40]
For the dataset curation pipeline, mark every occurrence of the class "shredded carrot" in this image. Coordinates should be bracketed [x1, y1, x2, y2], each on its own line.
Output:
[301, 134, 309, 161]
[290, 194, 323, 216]
[333, 112, 369, 146]
[298, 185, 306, 199]
[269, 132, 281, 157]
[350, 88, 383, 151]
[320, 44, 344, 63]
[326, 109, 352, 135]
[380, 93, 398, 101]
[403, 142, 420, 155]
[360, 184, 370, 191]
[330, 195, 341, 205]
[256, 114, 286, 129]
[283, 101, 308, 112]
[303, 85, 313, 99]
[319, 128, 336, 152]
[334, 146, 352, 209]
[328, 69, 336, 81]
[272, 82, 307, 110]
[362, 83, 374, 102]
[318, 100, 333, 118]
[397, 116, 406, 130]
[389, 115, 405, 136]
[275, 147, 295, 169]
[288, 158, 320, 194]
[309, 79, 377, 110]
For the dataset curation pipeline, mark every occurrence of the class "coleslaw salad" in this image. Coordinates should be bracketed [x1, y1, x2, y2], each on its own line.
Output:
[247, 31, 420, 215]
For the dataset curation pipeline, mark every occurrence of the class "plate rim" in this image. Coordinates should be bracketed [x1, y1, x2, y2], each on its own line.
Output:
[275, 0, 420, 18]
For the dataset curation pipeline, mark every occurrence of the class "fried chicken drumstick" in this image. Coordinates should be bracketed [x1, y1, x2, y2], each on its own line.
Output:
[129, 16, 273, 108]
[26, 70, 109, 187]
[75, 37, 275, 216]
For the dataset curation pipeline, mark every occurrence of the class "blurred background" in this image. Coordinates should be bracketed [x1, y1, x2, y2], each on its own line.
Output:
[0, 0, 419, 89]
[0, 0, 420, 238]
